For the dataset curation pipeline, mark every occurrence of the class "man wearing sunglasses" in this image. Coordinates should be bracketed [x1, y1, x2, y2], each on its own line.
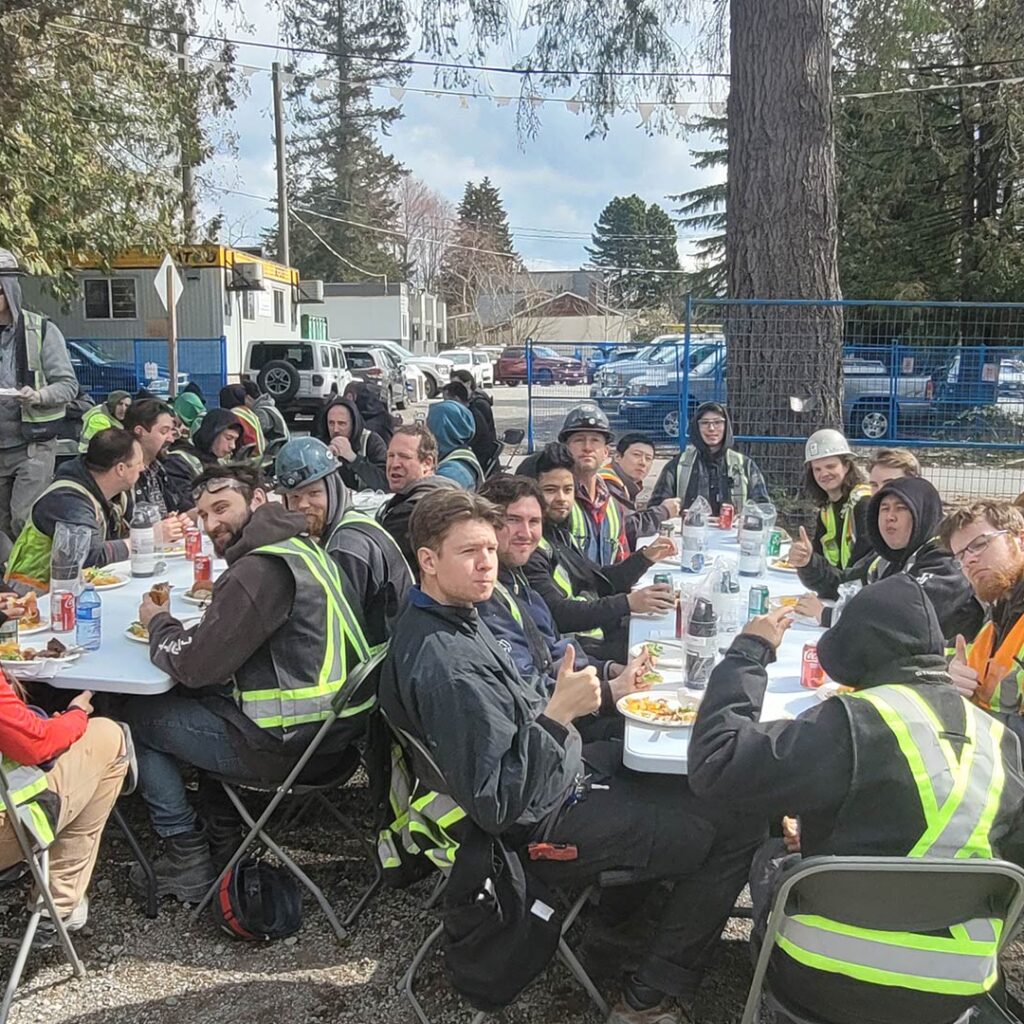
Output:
[940, 501, 1024, 740]
[119, 464, 376, 902]
[650, 401, 769, 514]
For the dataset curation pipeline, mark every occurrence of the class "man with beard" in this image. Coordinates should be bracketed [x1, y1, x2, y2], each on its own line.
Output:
[119, 465, 376, 901]
[274, 437, 412, 648]
[312, 395, 388, 493]
[941, 501, 1024, 742]
[525, 442, 677, 664]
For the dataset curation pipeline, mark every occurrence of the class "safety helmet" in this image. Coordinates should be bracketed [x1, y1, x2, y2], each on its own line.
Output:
[0, 249, 22, 275]
[274, 436, 339, 492]
[213, 858, 303, 941]
[804, 428, 852, 463]
[558, 403, 613, 443]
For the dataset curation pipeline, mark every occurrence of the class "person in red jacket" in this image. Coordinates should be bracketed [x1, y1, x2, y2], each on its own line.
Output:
[0, 665, 127, 938]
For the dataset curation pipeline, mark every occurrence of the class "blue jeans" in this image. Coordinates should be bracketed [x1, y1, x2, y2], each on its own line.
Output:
[120, 693, 257, 838]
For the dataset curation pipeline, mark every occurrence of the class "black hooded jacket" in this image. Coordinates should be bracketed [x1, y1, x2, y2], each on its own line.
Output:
[377, 475, 460, 580]
[312, 395, 388, 492]
[649, 402, 769, 512]
[344, 382, 394, 444]
[690, 575, 1024, 1023]
[186, 408, 242, 465]
[799, 476, 983, 641]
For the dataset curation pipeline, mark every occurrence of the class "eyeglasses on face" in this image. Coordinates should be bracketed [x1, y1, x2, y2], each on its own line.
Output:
[698, 418, 726, 428]
[952, 530, 1010, 569]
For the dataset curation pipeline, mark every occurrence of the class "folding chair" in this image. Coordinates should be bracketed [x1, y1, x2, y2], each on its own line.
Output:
[0, 763, 85, 1024]
[740, 856, 1024, 1024]
[191, 648, 388, 941]
[384, 716, 609, 1024]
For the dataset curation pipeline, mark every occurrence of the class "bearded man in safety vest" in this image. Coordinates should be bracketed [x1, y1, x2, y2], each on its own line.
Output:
[689, 573, 1024, 1024]
[0, 249, 79, 539]
[942, 501, 1024, 743]
[650, 402, 769, 513]
[119, 464, 373, 902]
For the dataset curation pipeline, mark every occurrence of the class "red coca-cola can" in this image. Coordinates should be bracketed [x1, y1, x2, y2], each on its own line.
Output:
[193, 555, 212, 585]
[51, 591, 76, 634]
[719, 504, 734, 530]
[184, 527, 202, 561]
[800, 643, 827, 689]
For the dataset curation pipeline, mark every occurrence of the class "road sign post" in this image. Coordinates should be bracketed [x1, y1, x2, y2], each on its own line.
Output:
[154, 254, 183, 398]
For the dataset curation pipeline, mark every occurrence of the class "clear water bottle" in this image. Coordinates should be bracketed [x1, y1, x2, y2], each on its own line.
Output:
[130, 503, 158, 578]
[76, 585, 102, 651]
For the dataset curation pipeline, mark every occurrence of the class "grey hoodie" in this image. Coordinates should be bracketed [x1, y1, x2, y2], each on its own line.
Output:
[0, 274, 78, 448]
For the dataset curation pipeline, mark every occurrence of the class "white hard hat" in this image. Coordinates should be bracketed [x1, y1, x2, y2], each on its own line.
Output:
[804, 428, 851, 463]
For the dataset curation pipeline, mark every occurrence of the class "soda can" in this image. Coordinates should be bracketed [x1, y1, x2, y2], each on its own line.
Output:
[747, 584, 770, 620]
[800, 644, 827, 689]
[719, 504, 734, 530]
[0, 616, 17, 645]
[194, 554, 213, 585]
[658, 521, 674, 539]
[682, 551, 705, 574]
[767, 529, 783, 558]
[653, 572, 673, 587]
[52, 591, 76, 633]
[184, 527, 202, 561]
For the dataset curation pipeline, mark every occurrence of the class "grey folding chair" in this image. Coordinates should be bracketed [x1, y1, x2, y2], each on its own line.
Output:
[190, 648, 388, 941]
[0, 763, 85, 1024]
[384, 716, 609, 1024]
[741, 856, 1024, 1024]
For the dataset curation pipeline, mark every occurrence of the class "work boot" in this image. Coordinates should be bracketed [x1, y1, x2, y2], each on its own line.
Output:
[33, 896, 90, 947]
[130, 827, 216, 903]
[606, 1000, 687, 1024]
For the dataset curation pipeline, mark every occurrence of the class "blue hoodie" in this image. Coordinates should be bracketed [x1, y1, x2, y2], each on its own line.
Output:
[427, 400, 482, 490]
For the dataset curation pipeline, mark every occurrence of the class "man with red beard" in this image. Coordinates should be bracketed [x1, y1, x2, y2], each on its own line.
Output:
[941, 501, 1024, 740]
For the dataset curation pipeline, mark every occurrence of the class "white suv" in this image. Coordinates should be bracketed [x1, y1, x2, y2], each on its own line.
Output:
[245, 340, 353, 419]
[446, 348, 493, 388]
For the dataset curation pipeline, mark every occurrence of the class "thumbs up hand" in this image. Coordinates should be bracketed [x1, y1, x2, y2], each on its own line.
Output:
[788, 526, 813, 568]
[545, 643, 602, 726]
[949, 634, 981, 700]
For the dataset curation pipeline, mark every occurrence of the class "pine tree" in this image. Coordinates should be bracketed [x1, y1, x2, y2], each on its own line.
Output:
[277, 0, 409, 281]
[586, 195, 680, 307]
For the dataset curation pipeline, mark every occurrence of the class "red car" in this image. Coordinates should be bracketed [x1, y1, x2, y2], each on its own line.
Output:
[495, 346, 586, 386]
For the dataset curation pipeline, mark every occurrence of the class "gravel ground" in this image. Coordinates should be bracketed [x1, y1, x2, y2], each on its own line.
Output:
[6, 780, 1024, 1024]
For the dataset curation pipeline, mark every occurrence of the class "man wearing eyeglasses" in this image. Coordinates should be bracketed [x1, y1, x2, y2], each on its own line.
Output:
[119, 464, 375, 903]
[650, 402, 769, 514]
[941, 501, 1024, 739]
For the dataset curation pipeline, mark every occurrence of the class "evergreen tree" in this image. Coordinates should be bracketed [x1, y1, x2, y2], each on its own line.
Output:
[586, 195, 680, 307]
[277, 0, 409, 281]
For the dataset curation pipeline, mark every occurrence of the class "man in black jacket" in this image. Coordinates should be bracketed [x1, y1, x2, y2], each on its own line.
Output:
[523, 442, 676, 663]
[312, 394, 388, 493]
[450, 368, 499, 473]
[794, 476, 983, 642]
[689, 574, 1024, 1024]
[381, 487, 762, 1024]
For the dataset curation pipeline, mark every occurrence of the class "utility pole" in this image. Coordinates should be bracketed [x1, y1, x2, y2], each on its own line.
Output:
[177, 29, 196, 243]
[272, 61, 291, 267]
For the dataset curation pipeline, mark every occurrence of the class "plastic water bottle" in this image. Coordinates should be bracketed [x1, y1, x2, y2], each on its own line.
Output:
[130, 503, 158, 578]
[76, 585, 102, 651]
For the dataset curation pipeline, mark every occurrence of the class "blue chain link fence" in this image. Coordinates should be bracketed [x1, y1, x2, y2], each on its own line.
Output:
[68, 337, 227, 407]
[522, 299, 1024, 503]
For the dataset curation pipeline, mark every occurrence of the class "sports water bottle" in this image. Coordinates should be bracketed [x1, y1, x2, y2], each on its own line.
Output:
[76, 585, 102, 651]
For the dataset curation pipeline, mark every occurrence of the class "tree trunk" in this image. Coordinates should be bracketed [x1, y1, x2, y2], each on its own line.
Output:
[725, 0, 843, 501]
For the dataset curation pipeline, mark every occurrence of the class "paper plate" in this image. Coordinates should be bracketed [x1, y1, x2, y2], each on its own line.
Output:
[769, 559, 800, 574]
[180, 589, 213, 607]
[83, 571, 130, 591]
[617, 692, 700, 729]
[816, 682, 855, 702]
[630, 639, 685, 670]
[18, 620, 51, 636]
[1, 653, 82, 680]
[125, 623, 150, 644]
[161, 548, 187, 559]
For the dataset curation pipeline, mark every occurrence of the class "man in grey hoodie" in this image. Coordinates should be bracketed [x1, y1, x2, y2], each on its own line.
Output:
[0, 250, 78, 538]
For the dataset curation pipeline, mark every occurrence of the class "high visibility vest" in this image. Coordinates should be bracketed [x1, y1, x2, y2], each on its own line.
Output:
[776, 683, 1008, 997]
[536, 537, 602, 640]
[232, 406, 266, 456]
[819, 484, 871, 569]
[78, 405, 119, 452]
[377, 740, 468, 876]
[492, 579, 524, 626]
[1, 755, 56, 848]
[20, 312, 65, 426]
[437, 447, 484, 489]
[569, 496, 624, 565]
[237, 537, 372, 734]
[164, 447, 204, 480]
[967, 614, 1024, 716]
[675, 446, 748, 508]
[5, 479, 128, 593]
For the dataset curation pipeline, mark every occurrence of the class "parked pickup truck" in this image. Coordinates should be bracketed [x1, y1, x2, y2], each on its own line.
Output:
[616, 346, 935, 440]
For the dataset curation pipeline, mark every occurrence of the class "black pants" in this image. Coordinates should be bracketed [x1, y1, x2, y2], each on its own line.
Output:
[527, 740, 763, 1001]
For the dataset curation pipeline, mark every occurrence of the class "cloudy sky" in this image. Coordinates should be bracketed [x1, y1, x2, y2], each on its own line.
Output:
[198, 4, 724, 273]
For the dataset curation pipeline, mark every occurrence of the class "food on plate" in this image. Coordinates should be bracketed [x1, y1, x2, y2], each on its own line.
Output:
[622, 695, 697, 725]
[774, 595, 800, 608]
[770, 558, 796, 570]
[190, 578, 213, 596]
[128, 621, 149, 640]
[83, 567, 123, 587]
[0, 638, 70, 662]
[2, 592, 42, 628]
[641, 670, 664, 685]
[148, 582, 171, 607]
[820, 683, 855, 699]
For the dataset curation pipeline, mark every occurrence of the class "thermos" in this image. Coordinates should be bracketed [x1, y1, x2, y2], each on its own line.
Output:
[685, 597, 718, 691]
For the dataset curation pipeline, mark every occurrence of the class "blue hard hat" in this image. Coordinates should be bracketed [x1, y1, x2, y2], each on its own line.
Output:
[274, 436, 340, 492]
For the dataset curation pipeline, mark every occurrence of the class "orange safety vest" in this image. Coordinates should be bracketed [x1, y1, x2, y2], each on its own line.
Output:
[967, 615, 1024, 716]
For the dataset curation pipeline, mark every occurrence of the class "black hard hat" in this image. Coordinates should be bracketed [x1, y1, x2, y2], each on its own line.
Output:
[213, 857, 303, 941]
[558, 403, 613, 443]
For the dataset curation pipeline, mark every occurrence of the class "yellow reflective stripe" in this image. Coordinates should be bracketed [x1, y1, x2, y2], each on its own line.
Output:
[791, 913, 999, 955]
[338, 693, 377, 719]
[959, 714, 1005, 860]
[898, 685, 959, 778]
[492, 580, 523, 626]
